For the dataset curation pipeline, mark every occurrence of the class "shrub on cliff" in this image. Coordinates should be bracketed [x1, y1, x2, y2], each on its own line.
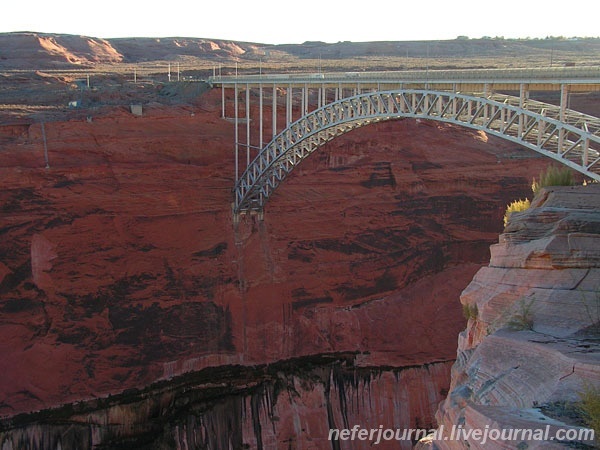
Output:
[579, 385, 600, 445]
[503, 198, 531, 227]
[486, 296, 536, 335]
[531, 165, 575, 196]
[462, 303, 478, 321]
[505, 297, 535, 331]
[503, 166, 577, 227]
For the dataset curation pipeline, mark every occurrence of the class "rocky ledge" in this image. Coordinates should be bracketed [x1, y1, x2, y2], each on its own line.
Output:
[422, 183, 600, 449]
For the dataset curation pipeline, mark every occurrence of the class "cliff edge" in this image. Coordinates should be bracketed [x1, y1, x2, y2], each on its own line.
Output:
[422, 183, 600, 449]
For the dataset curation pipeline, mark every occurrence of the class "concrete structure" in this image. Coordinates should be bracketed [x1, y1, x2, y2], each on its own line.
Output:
[130, 104, 143, 116]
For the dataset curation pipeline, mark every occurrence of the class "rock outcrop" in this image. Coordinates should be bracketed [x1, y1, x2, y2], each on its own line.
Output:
[0, 33, 124, 68]
[427, 184, 600, 449]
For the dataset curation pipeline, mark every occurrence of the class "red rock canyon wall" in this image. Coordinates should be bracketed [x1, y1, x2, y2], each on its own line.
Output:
[0, 88, 557, 447]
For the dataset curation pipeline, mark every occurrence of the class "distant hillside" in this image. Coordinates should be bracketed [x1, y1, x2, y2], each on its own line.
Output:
[0, 32, 266, 69]
[276, 38, 600, 59]
[0, 32, 123, 68]
[0, 32, 599, 69]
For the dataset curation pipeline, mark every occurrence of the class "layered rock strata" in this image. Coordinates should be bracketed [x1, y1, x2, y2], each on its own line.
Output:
[428, 184, 600, 449]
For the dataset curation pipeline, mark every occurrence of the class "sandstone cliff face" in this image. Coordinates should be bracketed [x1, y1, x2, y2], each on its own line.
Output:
[0, 356, 453, 450]
[429, 184, 600, 450]
[0, 87, 553, 447]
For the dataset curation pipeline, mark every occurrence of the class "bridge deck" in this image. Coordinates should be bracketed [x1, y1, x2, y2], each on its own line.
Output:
[210, 66, 600, 92]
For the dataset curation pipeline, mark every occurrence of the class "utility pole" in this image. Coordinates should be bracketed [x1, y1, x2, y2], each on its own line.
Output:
[426, 42, 430, 79]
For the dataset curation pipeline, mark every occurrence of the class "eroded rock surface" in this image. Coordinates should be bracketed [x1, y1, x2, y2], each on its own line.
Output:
[429, 185, 600, 450]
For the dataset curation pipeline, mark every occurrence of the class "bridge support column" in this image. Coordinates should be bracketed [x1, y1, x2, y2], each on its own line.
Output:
[390, 95, 397, 114]
[221, 84, 225, 118]
[246, 84, 250, 166]
[272, 85, 277, 139]
[559, 84, 569, 154]
[286, 84, 292, 126]
[234, 83, 239, 181]
[483, 83, 490, 97]
[537, 110, 546, 147]
[518, 84, 529, 137]
[483, 83, 491, 118]
[583, 137, 590, 167]
[259, 83, 263, 149]
[302, 85, 308, 115]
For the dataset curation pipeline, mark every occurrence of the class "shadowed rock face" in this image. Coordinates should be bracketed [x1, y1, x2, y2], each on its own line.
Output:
[0, 88, 553, 447]
[0, 355, 454, 450]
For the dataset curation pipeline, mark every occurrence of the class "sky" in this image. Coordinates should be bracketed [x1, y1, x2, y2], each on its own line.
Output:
[1, 0, 598, 44]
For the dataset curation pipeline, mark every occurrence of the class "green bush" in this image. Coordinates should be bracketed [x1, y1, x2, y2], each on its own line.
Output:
[462, 303, 479, 321]
[504, 198, 531, 227]
[531, 165, 575, 196]
[506, 298, 535, 331]
[579, 385, 600, 445]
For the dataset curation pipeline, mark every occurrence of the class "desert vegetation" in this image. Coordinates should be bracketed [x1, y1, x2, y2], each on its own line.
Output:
[503, 199, 531, 226]
[462, 303, 479, 321]
[504, 165, 579, 227]
[579, 385, 600, 445]
[531, 165, 575, 195]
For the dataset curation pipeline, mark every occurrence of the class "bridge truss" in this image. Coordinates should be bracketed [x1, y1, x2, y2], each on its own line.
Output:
[232, 89, 600, 213]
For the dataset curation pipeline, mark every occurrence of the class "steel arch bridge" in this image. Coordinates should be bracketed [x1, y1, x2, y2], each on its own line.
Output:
[232, 89, 600, 213]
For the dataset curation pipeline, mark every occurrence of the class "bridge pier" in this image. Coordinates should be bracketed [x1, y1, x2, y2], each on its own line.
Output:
[234, 83, 238, 181]
[559, 84, 570, 153]
[232, 207, 263, 227]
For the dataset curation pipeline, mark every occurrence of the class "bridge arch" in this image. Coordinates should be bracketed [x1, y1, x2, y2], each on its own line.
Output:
[234, 89, 600, 213]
